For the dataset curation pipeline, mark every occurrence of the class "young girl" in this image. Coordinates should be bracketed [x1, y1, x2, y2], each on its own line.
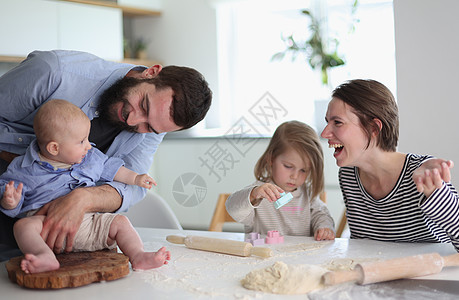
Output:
[226, 121, 335, 241]
[321, 79, 459, 251]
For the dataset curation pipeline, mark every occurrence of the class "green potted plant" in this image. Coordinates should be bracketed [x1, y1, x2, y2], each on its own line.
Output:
[272, 1, 358, 86]
[272, 9, 344, 86]
[133, 38, 149, 60]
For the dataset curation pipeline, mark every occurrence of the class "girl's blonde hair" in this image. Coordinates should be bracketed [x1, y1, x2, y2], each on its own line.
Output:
[254, 120, 324, 200]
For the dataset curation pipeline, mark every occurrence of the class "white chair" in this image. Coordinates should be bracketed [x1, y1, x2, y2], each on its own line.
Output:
[123, 190, 183, 230]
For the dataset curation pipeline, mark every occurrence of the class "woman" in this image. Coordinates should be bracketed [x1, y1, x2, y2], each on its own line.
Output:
[321, 79, 459, 251]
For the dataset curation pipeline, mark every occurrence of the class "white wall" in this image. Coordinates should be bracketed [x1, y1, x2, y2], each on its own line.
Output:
[394, 0, 459, 187]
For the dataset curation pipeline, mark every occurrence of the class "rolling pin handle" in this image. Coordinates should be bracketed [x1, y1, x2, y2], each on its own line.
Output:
[322, 267, 363, 286]
[166, 235, 186, 245]
[250, 246, 273, 258]
[442, 253, 459, 267]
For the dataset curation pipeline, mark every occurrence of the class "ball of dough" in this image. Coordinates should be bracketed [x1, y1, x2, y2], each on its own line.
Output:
[241, 261, 328, 294]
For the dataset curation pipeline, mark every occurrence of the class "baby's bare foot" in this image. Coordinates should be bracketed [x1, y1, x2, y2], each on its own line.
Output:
[131, 246, 171, 270]
[20, 253, 60, 274]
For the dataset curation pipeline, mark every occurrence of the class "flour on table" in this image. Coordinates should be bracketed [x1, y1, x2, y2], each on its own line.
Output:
[322, 257, 379, 271]
[241, 261, 328, 295]
[277, 242, 327, 253]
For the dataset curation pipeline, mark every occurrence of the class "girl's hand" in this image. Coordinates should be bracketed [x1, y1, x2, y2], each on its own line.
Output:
[1, 181, 23, 210]
[314, 228, 335, 241]
[250, 183, 284, 205]
[135, 174, 157, 189]
[413, 159, 454, 198]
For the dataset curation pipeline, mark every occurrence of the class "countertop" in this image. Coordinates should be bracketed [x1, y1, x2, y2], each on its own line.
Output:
[1, 228, 459, 299]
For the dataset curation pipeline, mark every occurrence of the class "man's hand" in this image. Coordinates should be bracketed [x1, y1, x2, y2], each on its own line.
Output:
[35, 185, 122, 253]
[36, 188, 88, 253]
[413, 159, 454, 198]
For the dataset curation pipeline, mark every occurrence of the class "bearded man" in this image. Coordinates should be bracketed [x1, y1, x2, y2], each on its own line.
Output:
[0, 50, 212, 260]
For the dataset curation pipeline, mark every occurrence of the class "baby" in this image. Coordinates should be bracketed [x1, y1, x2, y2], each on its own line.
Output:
[0, 99, 170, 273]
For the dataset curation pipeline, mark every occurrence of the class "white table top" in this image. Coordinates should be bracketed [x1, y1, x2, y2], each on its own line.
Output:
[1, 228, 459, 299]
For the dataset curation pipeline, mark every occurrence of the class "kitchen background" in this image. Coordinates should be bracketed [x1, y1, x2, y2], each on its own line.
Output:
[0, 0, 458, 232]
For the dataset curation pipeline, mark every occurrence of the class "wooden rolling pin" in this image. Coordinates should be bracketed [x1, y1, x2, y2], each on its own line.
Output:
[322, 253, 459, 286]
[166, 235, 273, 258]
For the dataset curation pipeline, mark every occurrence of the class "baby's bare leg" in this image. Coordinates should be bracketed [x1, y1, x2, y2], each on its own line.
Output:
[108, 215, 170, 270]
[14, 216, 59, 273]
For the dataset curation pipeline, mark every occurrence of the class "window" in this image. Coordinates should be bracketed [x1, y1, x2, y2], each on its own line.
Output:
[212, 0, 395, 136]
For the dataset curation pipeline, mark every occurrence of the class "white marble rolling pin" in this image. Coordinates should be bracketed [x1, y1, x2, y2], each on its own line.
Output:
[166, 235, 273, 258]
[322, 253, 459, 286]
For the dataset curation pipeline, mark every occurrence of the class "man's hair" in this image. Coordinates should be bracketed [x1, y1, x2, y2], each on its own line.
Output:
[150, 65, 212, 130]
[332, 79, 399, 151]
[254, 120, 324, 200]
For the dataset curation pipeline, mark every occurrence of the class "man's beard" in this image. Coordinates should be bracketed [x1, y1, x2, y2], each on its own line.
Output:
[98, 76, 145, 133]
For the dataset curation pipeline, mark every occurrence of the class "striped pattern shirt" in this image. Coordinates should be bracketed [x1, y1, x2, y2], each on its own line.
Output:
[226, 181, 335, 236]
[339, 153, 459, 251]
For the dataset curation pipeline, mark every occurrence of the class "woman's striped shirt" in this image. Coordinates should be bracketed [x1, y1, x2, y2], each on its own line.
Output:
[339, 153, 459, 251]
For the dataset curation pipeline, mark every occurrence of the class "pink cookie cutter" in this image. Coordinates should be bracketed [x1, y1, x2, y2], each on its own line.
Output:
[265, 230, 284, 244]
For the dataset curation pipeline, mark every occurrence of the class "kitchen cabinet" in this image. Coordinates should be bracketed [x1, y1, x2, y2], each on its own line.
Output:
[58, 1, 123, 60]
[0, 0, 161, 63]
[0, 0, 59, 57]
[59, 0, 161, 17]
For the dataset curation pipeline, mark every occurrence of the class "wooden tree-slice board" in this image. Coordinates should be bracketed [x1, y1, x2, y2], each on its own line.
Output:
[5, 250, 130, 289]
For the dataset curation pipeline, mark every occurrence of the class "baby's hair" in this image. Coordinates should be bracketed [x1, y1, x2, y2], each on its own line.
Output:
[33, 99, 89, 150]
[254, 121, 324, 200]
